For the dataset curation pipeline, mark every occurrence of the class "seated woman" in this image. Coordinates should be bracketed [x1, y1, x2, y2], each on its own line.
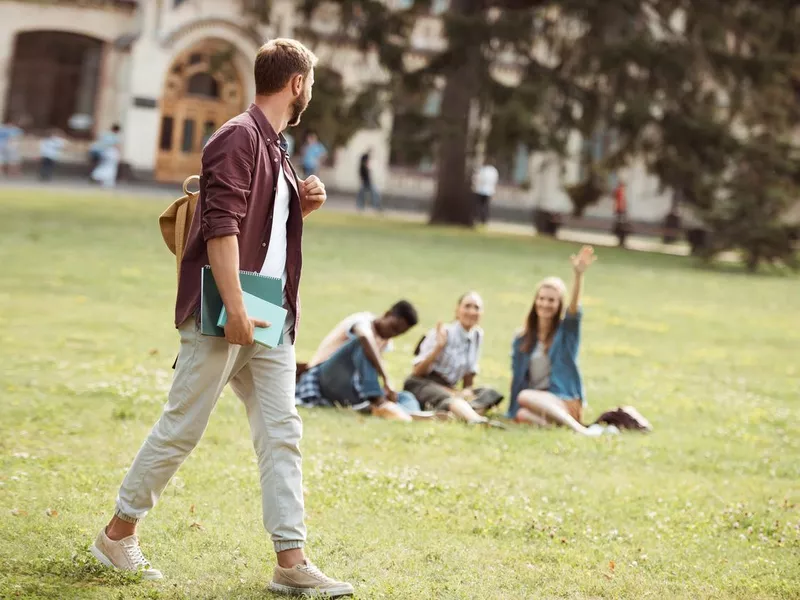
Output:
[404, 292, 504, 426]
[507, 245, 604, 435]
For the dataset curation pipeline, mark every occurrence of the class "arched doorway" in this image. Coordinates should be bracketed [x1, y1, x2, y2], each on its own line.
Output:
[5, 31, 104, 137]
[155, 40, 244, 182]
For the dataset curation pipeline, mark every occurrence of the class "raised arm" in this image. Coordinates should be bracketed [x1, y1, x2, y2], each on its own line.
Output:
[411, 322, 448, 378]
[567, 245, 597, 315]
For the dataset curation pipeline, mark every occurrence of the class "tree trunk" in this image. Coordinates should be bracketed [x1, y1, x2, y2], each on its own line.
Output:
[429, 0, 482, 227]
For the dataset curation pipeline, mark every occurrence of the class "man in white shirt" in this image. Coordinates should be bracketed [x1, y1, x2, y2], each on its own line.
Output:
[472, 163, 499, 224]
[296, 302, 423, 420]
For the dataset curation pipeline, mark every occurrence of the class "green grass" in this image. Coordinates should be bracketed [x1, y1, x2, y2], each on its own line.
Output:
[1, 188, 798, 600]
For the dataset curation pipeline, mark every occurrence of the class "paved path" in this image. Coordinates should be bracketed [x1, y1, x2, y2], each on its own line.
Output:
[1, 176, 697, 257]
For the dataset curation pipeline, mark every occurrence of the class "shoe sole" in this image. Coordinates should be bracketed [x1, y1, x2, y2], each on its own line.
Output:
[89, 544, 164, 580]
[268, 581, 354, 597]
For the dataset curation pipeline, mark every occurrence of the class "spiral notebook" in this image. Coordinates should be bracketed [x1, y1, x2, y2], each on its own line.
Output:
[200, 265, 284, 344]
[217, 291, 287, 349]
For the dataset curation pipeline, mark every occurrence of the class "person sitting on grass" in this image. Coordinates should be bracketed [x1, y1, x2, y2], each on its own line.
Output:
[296, 301, 426, 421]
[506, 245, 612, 436]
[403, 292, 504, 426]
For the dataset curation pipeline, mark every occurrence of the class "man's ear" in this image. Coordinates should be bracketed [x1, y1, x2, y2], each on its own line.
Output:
[291, 74, 304, 96]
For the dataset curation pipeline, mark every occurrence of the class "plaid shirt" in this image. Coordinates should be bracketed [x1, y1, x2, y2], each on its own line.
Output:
[413, 322, 483, 387]
[295, 365, 366, 410]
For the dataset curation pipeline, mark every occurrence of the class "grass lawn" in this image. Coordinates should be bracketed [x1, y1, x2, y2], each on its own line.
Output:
[1, 188, 798, 600]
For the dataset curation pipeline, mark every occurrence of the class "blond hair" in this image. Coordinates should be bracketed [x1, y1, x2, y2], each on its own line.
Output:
[254, 38, 318, 95]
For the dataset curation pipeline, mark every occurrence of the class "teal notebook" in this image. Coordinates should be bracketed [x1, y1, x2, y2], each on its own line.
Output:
[217, 291, 287, 349]
[200, 266, 284, 343]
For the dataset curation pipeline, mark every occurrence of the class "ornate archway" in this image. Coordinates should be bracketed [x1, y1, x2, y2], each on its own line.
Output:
[155, 39, 245, 182]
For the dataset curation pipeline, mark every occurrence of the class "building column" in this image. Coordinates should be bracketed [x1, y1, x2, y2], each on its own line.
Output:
[0, 24, 17, 121]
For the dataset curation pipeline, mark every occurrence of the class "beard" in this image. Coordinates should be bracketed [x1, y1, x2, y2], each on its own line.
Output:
[287, 90, 310, 127]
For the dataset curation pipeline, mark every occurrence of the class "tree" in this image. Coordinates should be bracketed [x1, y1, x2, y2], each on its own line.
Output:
[642, 0, 800, 269]
[248, 0, 800, 269]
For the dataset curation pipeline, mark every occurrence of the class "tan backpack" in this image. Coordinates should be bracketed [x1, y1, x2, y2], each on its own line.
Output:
[159, 175, 200, 286]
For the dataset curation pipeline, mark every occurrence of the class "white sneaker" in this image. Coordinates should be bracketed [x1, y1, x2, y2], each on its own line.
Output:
[90, 528, 163, 580]
[270, 560, 354, 597]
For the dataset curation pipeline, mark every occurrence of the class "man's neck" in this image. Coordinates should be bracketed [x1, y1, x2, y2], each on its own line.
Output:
[253, 97, 289, 134]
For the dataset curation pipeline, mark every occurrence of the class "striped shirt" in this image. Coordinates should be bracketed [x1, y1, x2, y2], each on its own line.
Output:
[413, 322, 483, 387]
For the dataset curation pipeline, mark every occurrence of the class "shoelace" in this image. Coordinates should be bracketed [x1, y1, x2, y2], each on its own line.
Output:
[122, 539, 151, 569]
[299, 562, 332, 582]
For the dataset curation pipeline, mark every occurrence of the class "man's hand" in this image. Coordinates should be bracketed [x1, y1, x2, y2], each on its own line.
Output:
[300, 175, 326, 218]
[384, 379, 398, 403]
[224, 310, 269, 346]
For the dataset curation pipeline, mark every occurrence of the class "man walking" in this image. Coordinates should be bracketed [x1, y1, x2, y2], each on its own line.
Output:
[90, 39, 353, 597]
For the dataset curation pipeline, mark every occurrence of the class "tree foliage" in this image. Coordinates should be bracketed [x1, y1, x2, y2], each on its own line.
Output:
[246, 0, 800, 268]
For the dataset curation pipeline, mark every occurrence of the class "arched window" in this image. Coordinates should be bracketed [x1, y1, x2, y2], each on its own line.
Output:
[4, 31, 104, 138]
[187, 73, 219, 98]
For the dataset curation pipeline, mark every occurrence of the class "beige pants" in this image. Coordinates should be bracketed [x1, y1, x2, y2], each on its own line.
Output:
[115, 317, 306, 552]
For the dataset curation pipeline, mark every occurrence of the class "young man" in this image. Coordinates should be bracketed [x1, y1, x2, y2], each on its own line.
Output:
[89, 39, 353, 598]
[296, 302, 422, 421]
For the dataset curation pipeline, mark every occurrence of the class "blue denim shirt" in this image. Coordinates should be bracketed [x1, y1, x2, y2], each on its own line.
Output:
[507, 309, 585, 418]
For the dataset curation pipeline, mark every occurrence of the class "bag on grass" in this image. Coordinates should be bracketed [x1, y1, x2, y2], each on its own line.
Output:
[592, 405, 653, 432]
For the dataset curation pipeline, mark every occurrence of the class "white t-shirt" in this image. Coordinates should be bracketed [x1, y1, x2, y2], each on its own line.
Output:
[473, 165, 499, 196]
[308, 311, 393, 368]
[40, 137, 66, 160]
[259, 164, 290, 292]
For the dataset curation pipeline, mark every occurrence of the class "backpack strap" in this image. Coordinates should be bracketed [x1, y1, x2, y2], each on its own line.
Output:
[174, 175, 200, 285]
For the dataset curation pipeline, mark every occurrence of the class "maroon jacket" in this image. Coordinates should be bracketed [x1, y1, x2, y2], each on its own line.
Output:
[175, 104, 303, 341]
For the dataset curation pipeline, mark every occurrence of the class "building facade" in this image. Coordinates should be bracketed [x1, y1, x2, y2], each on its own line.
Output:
[0, 0, 680, 223]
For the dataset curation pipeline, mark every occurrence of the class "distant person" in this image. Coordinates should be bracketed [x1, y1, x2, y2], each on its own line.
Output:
[613, 180, 628, 247]
[357, 150, 381, 211]
[91, 144, 120, 188]
[283, 131, 295, 157]
[299, 131, 327, 178]
[39, 130, 66, 181]
[472, 162, 499, 224]
[89, 124, 121, 174]
[296, 302, 424, 421]
[506, 246, 610, 435]
[0, 120, 23, 177]
[404, 292, 504, 426]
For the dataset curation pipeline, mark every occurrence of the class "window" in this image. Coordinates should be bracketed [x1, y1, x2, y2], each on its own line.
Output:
[201, 121, 216, 147]
[432, 0, 449, 14]
[159, 116, 174, 150]
[181, 119, 195, 153]
[187, 73, 219, 98]
[422, 90, 442, 117]
[4, 31, 104, 138]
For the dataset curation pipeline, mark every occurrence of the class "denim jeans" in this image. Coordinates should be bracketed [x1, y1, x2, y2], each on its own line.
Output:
[357, 183, 381, 210]
[317, 337, 421, 413]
